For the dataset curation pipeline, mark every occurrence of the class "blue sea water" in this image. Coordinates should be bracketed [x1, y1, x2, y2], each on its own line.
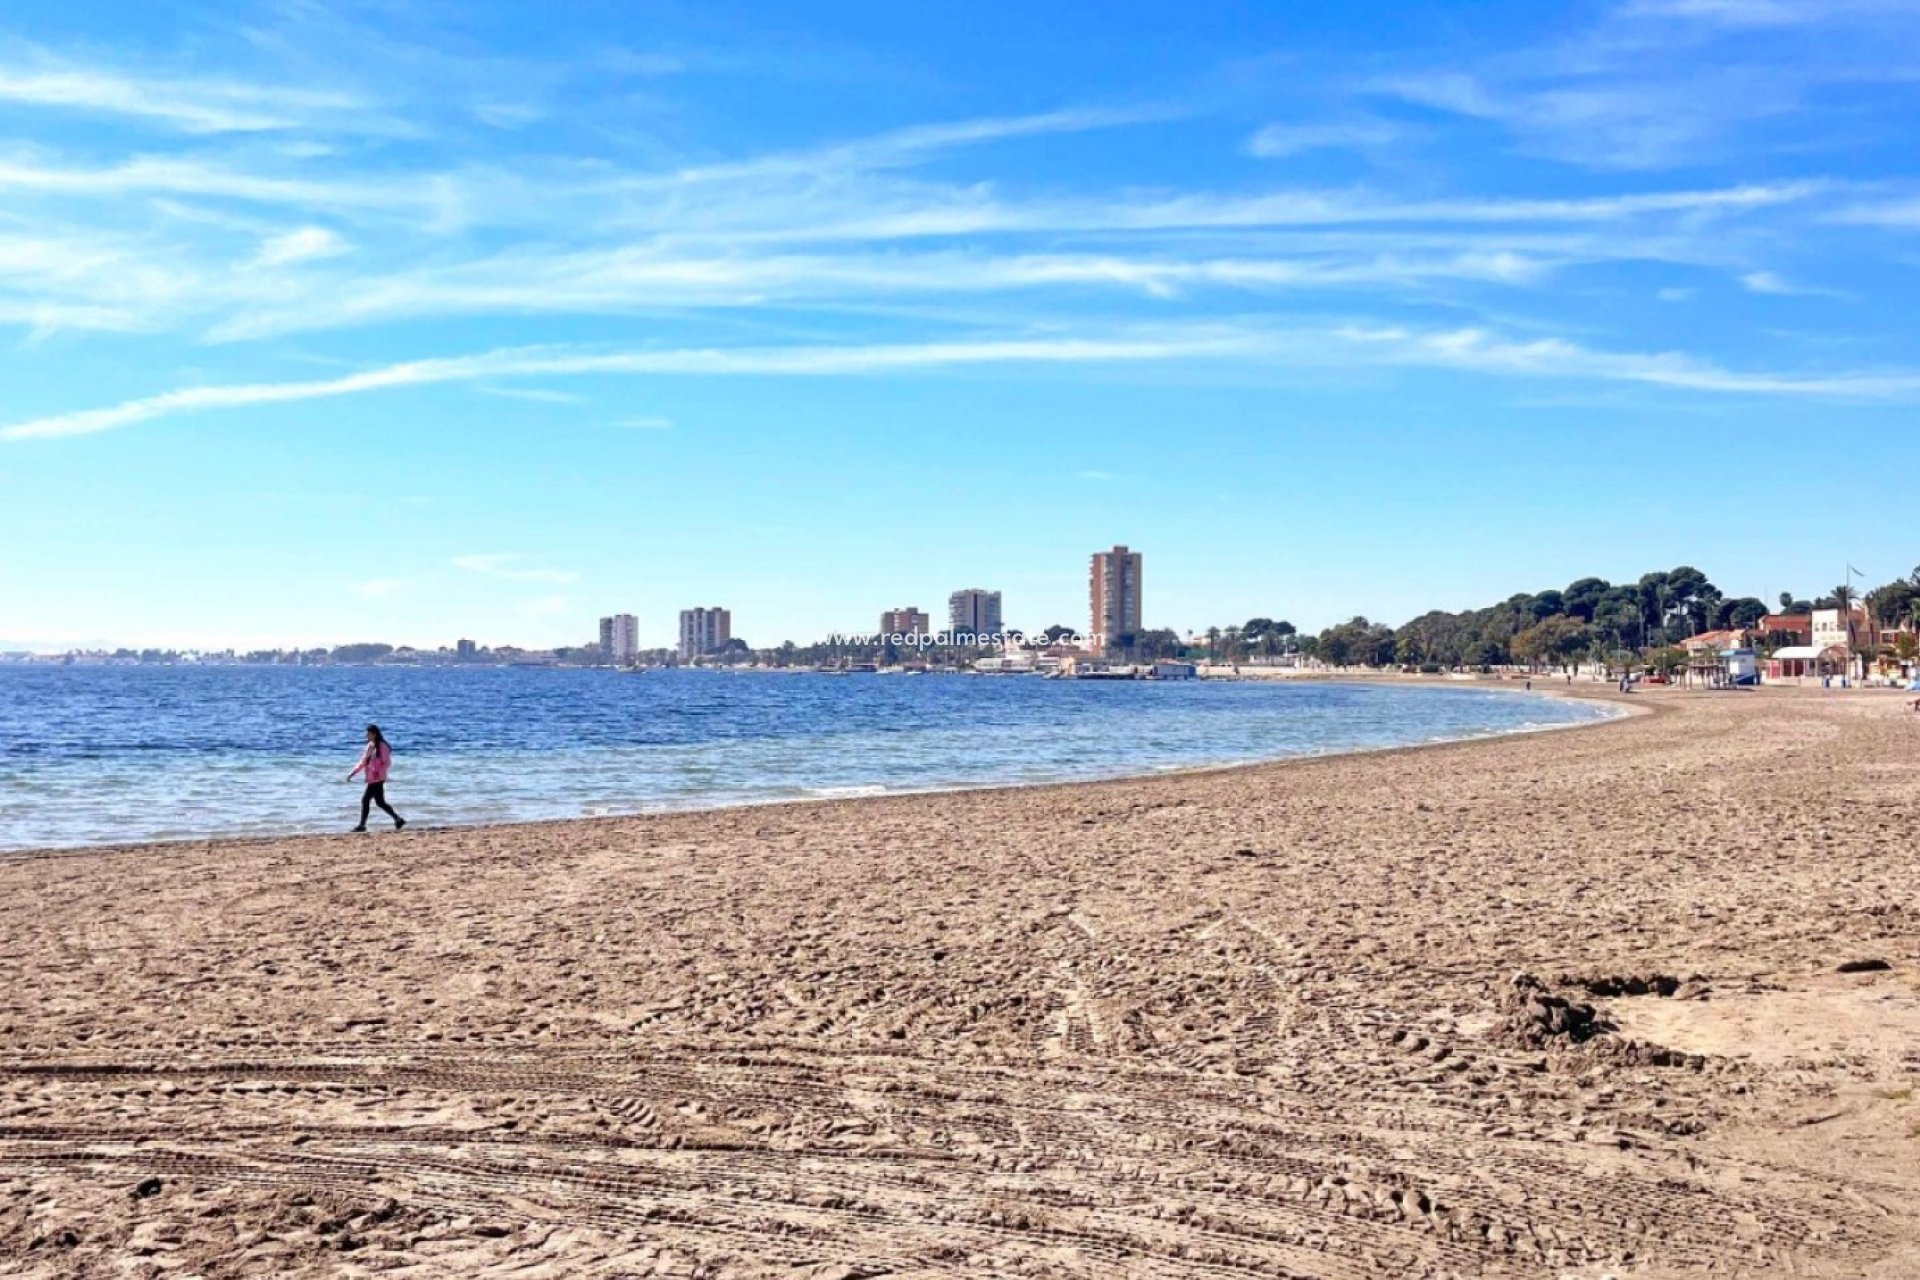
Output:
[0, 666, 1613, 852]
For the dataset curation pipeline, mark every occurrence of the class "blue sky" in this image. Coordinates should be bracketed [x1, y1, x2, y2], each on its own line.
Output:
[2, 0, 1918, 650]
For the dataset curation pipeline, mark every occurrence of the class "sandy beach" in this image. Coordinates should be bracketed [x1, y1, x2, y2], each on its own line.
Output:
[2, 687, 1916, 1278]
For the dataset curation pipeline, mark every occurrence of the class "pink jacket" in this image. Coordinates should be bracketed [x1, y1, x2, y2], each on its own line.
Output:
[353, 742, 392, 784]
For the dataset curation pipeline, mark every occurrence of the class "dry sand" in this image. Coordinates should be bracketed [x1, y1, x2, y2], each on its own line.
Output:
[1, 687, 1916, 1278]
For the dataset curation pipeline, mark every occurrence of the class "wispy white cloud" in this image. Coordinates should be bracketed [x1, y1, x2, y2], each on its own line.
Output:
[0, 48, 1831, 350]
[1827, 196, 1920, 228]
[1, 335, 1252, 440]
[0, 23, 1903, 460]
[1336, 324, 1920, 396]
[0, 152, 447, 213]
[1366, 0, 1920, 171]
[353, 576, 406, 597]
[0, 57, 366, 133]
[1615, 0, 1919, 26]
[1376, 70, 1793, 170]
[453, 554, 581, 585]
[661, 106, 1174, 187]
[253, 226, 349, 267]
[478, 385, 586, 405]
[199, 245, 1569, 340]
[8, 324, 1919, 446]
[1738, 269, 1847, 298]
[1247, 118, 1405, 158]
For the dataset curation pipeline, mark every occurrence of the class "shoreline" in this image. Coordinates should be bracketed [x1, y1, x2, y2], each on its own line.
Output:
[2, 680, 1632, 862]
[1, 687, 1915, 1275]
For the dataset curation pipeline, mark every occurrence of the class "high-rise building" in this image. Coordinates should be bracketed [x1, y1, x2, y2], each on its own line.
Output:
[599, 613, 639, 663]
[880, 607, 930, 640]
[679, 607, 732, 660]
[1089, 545, 1143, 653]
[948, 589, 1003, 642]
[455, 638, 478, 662]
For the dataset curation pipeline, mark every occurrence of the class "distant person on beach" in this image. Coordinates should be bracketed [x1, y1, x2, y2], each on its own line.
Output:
[347, 723, 406, 833]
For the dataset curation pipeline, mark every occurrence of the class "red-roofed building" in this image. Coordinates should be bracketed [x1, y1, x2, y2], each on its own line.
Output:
[1682, 628, 1746, 654]
[1755, 614, 1813, 642]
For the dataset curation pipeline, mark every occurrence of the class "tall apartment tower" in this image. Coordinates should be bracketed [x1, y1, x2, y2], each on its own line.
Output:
[599, 613, 639, 663]
[1089, 545, 1143, 652]
[948, 589, 1004, 642]
[879, 607, 930, 639]
[678, 607, 731, 660]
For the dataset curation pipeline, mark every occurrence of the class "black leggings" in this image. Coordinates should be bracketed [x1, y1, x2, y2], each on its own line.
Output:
[360, 782, 401, 826]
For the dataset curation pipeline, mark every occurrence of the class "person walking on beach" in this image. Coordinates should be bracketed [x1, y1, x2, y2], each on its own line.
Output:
[347, 723, 406, 833]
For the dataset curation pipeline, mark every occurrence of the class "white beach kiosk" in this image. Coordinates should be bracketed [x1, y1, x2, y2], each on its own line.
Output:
[1765, 644, 1845, 682]
[1723, 648, 1759, 686]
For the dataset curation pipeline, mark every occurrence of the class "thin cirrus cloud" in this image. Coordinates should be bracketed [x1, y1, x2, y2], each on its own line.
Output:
[6, 325, 1920, 447]
[1330, 324, 1920, 397]
[0, 153, 443, 212]
[0, 56, 368, 133]
[197, 247, 1565, 341]
[142, 175, 1816, 345]
[0, 10, 1910, 462]
[0, 335, 1255, 441]
[0, 38, 1841, 357]
[1827, 196, 1920, 228]
[1613, 0, 1918, 25]
[252, 226, 350, 267]
[1362, 1, 1920, 171]
[477, 385, 586, 406]
[1246, 118, 1405, 158]
[1739, 270, 1834, 296]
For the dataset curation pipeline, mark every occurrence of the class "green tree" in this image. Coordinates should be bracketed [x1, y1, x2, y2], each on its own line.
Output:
[331, 642, 395, 664]
[1717, 597, 1768, 629]
[1512, 616, 1590, 670]
[1867, 580, 1918, 628]
[1564, 578, 1611, 622]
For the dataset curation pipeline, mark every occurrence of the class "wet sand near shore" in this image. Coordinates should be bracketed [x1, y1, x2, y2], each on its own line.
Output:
[1, 688, 1916, 1278]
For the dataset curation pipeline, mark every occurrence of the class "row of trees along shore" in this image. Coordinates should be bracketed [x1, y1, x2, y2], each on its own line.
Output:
[1161, 565, 1920, 672]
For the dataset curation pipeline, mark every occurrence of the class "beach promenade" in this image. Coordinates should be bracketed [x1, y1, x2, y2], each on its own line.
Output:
[1, 689, 1915, 1278]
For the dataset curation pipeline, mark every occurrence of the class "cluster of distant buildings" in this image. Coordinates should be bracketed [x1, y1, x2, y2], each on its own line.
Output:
[876, 589, 1001, 642]
[591, 545, 1148, 664]
[1684, 603, 1918, 684]
[597, 608, 732, 663]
